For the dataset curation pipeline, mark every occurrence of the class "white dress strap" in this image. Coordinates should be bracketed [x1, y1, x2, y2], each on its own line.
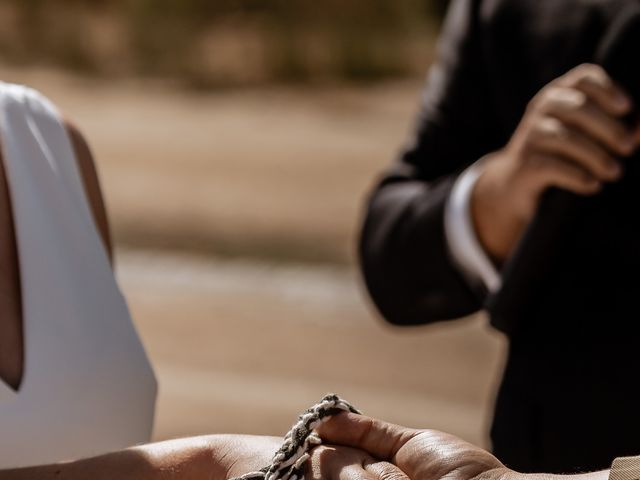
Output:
[0, 83, 157, 468]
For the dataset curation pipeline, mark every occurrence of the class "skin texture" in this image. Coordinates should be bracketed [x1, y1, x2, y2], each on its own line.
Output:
[0, 435, 275, 480]
[308, 445, 409, 480]
[472, 63, 640, 263]
[0, 434, 411, 480]
[317, 413, 610, 480]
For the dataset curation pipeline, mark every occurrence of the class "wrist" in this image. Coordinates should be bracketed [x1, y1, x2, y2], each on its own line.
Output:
[132, 436, 223, 480]
[206, 434, 282, 480]
[471, 151, 533, 263]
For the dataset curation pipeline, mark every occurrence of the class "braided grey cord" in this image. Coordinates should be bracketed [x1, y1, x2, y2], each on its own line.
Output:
[230, 394, 361, 480]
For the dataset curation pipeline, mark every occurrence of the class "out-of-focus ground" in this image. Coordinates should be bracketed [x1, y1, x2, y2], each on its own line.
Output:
[0, 66, 507, 447]
[119, 250, 505, 447]
[4, 66, 428, 264]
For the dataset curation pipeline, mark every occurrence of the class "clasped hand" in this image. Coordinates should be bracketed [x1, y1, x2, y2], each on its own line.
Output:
[226, 414, 507, 480]
[314, 413, 506, 480]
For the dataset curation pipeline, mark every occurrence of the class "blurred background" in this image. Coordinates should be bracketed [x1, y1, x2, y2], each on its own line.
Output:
[0, 0, 506, 447]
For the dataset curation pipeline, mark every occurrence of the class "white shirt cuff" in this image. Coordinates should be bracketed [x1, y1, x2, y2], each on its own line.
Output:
[609, 456, 640, 480]
[444, 160, 502, 294]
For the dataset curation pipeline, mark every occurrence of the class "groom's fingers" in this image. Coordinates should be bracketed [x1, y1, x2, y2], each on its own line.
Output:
[336, 462, 409, 480]
[364, 460, 411, 480]
[307, 444, 410, 480]
[316, 413, 421, 461]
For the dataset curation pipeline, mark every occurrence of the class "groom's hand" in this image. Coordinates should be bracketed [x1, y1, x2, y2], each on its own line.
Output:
[316, 413, 508, 480]
[219, 434, 411, 480]
[308, 444, 411, 480]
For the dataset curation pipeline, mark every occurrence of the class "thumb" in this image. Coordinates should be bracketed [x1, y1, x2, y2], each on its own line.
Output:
[315, 412, 421, 462]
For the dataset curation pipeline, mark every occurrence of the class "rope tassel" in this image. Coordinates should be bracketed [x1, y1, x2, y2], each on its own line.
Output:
[231, 394, 361, 480]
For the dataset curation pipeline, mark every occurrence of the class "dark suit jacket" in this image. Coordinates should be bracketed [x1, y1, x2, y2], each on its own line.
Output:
[360, 0, 640, 472]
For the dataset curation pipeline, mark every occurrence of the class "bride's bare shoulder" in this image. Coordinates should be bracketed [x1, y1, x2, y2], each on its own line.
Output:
[63, 119, 113, 260]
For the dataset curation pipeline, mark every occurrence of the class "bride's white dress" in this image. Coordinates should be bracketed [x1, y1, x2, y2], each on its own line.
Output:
[0, 82, 157, 468]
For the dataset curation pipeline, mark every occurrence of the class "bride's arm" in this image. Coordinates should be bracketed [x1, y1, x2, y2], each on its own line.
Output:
[0, 434, 281, 480]
[0, 432, 411, 480]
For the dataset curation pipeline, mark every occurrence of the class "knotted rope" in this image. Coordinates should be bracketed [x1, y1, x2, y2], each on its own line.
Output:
[230, 394, 361, 480]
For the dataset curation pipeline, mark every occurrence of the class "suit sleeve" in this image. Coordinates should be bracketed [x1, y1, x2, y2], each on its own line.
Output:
[359, 0, 503, 325]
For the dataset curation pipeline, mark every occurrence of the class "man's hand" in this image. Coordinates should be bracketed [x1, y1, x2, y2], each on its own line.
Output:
[0, 433, 410, 480]
[316, 413, 507, 480]
[307, 445, 410, 480]
[317, 414, 613, 480]
[220, 434, 409, 480]
[473, 63, 639, 262]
